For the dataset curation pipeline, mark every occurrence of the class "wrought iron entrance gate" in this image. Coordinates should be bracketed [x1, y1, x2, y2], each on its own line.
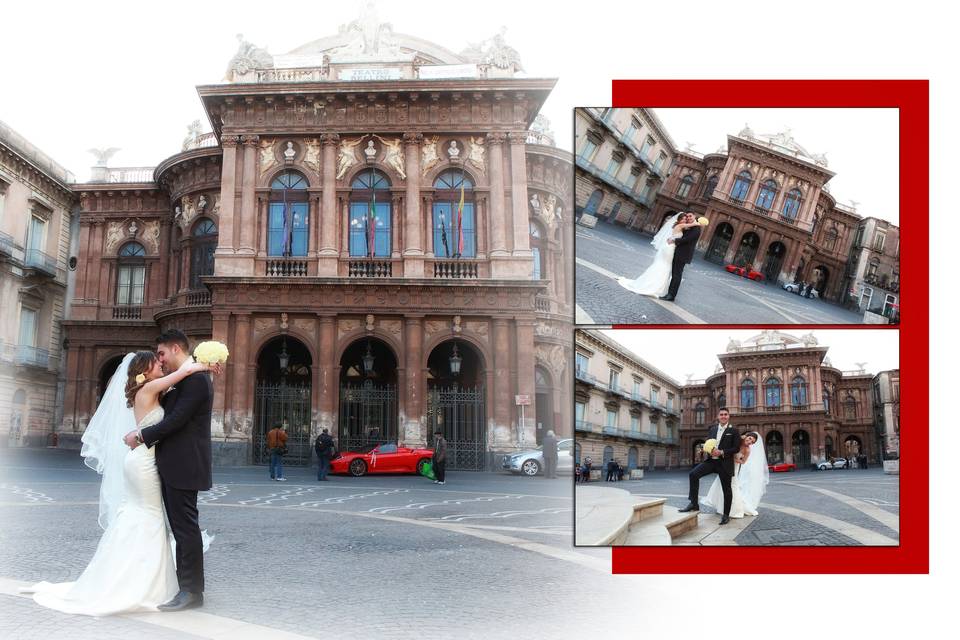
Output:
[254, 381, 312, 466]
[427, 385, 486, 471]
[339, 380, 397, 451]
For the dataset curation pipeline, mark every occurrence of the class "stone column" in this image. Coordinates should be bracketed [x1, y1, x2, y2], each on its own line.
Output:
[309, 191, 321, 258]
[402, 133, 424, 277]
[391, 194, 402, 258]
[508, 133, 532, 257]
[423, 194, 434, 257]
[487, 133, 508, 257]
[404, 316, 425, 445]
[317, 133, 339, 275]
[492, 318, 512, 447]
[76, 222, 92, 301]
[210, 312, 230, 437]
[231, 314, 251, 436]
[92, 221, 107, 305]
[317, 314, 337, 436]
[238, 135, 259, 255]
[515, 318, 537, 447]
[217, 136, 239, 259]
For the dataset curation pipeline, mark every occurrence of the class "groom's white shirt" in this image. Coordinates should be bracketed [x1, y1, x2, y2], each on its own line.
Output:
[716, 422, 729, 455]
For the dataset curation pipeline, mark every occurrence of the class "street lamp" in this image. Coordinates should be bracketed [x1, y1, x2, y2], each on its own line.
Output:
[277, 338, 290, 373]
[362, 341, 375, 376]
[449, 343, 462, 377]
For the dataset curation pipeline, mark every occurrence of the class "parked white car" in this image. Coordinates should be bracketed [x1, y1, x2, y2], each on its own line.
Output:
[782, 282, 819, 298]
[816, 457, 848, 470]
[501, 438, 574, 476]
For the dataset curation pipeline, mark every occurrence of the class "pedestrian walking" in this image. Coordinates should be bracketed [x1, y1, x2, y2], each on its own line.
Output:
[267, 422, 288, 481]
[606, 459, 617, 482]
[542, 429, 558, 479]
[314, 428, 335, 481]
[432, 429, 447, 485]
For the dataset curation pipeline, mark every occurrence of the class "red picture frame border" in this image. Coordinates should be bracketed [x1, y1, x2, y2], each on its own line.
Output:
[607, 79, 927, 573]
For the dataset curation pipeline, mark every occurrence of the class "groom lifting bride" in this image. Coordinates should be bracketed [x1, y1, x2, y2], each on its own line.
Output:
[680, 408, 740, 525]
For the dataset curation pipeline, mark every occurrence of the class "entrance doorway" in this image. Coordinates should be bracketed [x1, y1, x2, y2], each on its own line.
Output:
[254, 336, 313, 465]
[427, 340, 487, 470]
[339, 338, 398, 452]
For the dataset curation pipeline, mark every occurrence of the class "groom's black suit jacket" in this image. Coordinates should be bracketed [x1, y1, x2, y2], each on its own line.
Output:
[673, 226, 702, 265]
[140, 372, 213, 491]
[706, 422, 741, 476]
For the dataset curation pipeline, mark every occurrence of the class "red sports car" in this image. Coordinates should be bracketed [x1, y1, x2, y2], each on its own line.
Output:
[767, 462, 797, 472]
[725, 264, 765, 281]
[330, 443, 434, 477]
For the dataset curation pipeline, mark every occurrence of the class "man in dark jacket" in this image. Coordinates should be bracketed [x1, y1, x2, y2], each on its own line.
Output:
[433, 429, 447, 485]
[314, 428, 335, 481]
[660, 212, 703, 302]
[541, 429, 558, 479]
[124, 329, 213, 611]
[606, 458, 618, 482]
[679, 408, 740, 525]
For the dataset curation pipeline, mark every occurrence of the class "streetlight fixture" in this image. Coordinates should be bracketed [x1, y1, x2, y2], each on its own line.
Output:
[362, 341, 375, 376]
[449, 343, 462, 377]
[277, 338, 290, 373]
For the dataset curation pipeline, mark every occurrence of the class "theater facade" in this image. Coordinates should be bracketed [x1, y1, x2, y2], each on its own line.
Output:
[61, 17, 573, 469]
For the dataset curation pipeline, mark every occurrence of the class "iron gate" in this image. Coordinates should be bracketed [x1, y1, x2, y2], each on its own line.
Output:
[253, 381, 312, 466]
[339, 380, 397, 452]
[427, 385, 486, 471]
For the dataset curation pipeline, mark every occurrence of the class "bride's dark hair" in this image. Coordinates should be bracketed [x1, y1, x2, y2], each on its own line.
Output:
[743, 431, 761, 442]
[124, 351, 158, 408]
[672, 212, 686, 227]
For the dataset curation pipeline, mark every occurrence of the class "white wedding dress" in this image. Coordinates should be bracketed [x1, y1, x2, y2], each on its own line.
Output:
[703, 440, 770, 519]
[703, 463, 749, 518]
[617, 215, 682, 297]
[25, 407, 179, 616]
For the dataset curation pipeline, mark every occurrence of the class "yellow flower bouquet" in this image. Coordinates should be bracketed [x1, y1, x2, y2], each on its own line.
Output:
[702, 438, 718, 455]
[193, 340, 230, 365]
[697, 216, 710, 226]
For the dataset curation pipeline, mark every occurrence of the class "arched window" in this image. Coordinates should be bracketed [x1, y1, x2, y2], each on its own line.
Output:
[432, 170, 476, 258]
[530, 222, 545, 280]
[782, 188, 802, 219]
[791, 375, 808, 407]
[731, 171, 752, 201]
[824, 227, 839, 252]
[603, 445, 614, 466]
[116, 242, 145, 306]
[755, 179, 778, 210]
[677, 175, 695, 198]
[703, 174, 719, 199]
[190, 218, 217, 289]
[628, 447, 639, 470]
[764, 377, 782, 408]
[844, 395, 857, 419]
[694, 402, 705, 425]
[349, 169, 392, 257]
[740, 379, 756, 409]
[584, 189, 603, 215]
[269, 171, 309, 257]
[717, 392, 726, 410]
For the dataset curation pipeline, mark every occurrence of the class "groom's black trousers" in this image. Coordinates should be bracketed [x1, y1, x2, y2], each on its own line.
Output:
[688, 458, 733, 516]
[161, 483, 204, 594]
[667, 256, 688, 299]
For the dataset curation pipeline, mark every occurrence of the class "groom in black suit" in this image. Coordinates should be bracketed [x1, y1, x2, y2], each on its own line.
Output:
[660, 212, 702, 302]
[125, 329, 213, 611]
[679, 408, 740, 525]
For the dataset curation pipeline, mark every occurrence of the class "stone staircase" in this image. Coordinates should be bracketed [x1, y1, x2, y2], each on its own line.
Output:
[575, 486, 699, 546]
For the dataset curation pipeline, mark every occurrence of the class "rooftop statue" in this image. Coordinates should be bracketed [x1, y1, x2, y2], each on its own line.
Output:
[87, 147, 120, 167]
[460, 27, 524, 74]
[225, 34, 274, 82]
[329, 0, 406, 62]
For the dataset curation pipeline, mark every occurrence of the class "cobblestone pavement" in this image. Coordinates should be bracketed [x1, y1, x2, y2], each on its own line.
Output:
[0, 447, 645, 639]
[604, 467, 899, 545]
[575, 223, 865, 325]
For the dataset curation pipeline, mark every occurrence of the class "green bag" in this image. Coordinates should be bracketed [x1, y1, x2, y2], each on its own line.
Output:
[420, 460, 436, 481]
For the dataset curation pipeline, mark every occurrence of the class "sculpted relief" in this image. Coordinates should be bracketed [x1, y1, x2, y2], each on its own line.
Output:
[466, 137, 486, 175]
[337, 137, 364, 179]
[259, 139, 278, 175]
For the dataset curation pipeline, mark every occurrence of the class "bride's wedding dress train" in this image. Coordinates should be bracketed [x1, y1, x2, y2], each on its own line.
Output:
[703, 465, 754, 518]
[617, 232, 679, 297]
[24, 407, 178, 616]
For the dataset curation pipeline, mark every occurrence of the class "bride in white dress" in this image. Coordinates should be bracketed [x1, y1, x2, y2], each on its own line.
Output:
[703, 432, 769, 518]
[24, 351, 209, 616]
[618, 212, 703, 297]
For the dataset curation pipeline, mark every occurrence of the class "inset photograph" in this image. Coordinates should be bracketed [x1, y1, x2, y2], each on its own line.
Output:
[574, 107, 900, 324]
[573, 328, 899, 546]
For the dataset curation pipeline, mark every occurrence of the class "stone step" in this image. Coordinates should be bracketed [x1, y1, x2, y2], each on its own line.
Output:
[622, 505, 699, 546]
[575, 486, 666, 546]
[672, 512, 753, 546]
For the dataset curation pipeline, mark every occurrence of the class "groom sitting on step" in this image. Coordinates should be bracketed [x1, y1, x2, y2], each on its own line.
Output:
[679, 408, 740, 525]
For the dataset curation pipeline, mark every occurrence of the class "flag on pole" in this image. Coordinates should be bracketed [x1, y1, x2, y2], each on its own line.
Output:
[439, 214, 450, 258]
[456, 173, 465, 257]
[367, 170, 376, 257]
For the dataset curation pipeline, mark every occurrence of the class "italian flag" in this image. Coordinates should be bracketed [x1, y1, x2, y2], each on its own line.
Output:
[367, 178, 376, 257]
[456, 177, 465, 257]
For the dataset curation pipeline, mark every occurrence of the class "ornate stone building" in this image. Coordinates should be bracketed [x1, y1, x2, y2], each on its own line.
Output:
[873, 368, 900, 458]
[0, 121, 76, 447]
[59, 11, 573, 470]
[678, 331, 878, 467]
[574, 330, 681, 471]
[846, 217, 900, 318]
[573, 108, 675, 226]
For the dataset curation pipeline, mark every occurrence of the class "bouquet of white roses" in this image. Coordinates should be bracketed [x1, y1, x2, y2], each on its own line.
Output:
[193, 341, 230, 365]
[702, 438, 718, 455]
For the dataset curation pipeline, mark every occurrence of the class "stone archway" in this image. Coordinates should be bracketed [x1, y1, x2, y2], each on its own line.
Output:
[762, 241, 788, 283]
[338, 337, 399, 452]
[733, 231, 761, 268]
[97, 355, 126, 408]
[254, 336, 313, 465]
[843, 435, 862, 461]
[766, 430, 784, 464]
[792, 429, 811, 466]
[705, 222, 734, 264]
[813, 265, 830, 296]
[535, 366, 553, 445]
[426, 339, 487, 471]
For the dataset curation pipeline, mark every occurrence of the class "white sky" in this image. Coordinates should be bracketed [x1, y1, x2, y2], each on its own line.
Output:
[654, 108, 899, 225]
[600, 329, 900, 384]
